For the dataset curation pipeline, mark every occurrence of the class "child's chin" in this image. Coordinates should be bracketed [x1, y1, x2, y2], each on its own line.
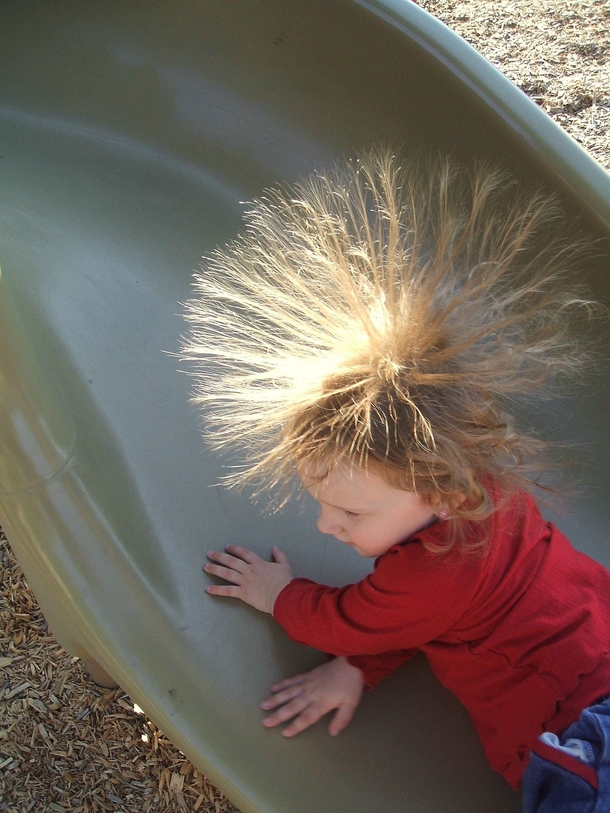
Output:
[338, 539, 377, 558]
[353, 547, 377, 558]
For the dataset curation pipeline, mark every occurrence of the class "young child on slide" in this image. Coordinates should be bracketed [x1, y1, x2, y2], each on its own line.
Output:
[181, 150, 610, 812]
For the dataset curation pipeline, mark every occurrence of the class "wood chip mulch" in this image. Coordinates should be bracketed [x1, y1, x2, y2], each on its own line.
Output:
[421, 0, 610, 170]
[1, 2, 609, 811]
[0, 531, 238, 813]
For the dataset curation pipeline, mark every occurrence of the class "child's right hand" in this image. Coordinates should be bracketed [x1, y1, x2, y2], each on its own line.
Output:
[204, 544, 293, 614]
[260, 656, 365, 737]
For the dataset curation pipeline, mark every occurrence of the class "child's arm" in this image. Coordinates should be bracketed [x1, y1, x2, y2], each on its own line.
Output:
[260, 656, 365, 737]
[204, 544, 293, 614]
[206, 542, 481, 655]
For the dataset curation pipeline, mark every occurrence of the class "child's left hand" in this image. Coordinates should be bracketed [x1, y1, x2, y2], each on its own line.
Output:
[204, 544, 293, 614]
[260, 656, 365, 737]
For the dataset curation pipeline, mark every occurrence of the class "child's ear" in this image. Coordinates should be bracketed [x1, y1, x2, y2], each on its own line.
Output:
[423, 492, 446, 517]
[427, 491, 466, 519]
[450, 492, 467, 510]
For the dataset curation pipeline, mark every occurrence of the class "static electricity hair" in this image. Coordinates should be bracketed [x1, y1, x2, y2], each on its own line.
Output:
[181, 149, 597, 550]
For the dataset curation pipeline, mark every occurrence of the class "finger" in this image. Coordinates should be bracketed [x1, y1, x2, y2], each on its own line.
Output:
[260, 684, 304, 710]
[269, 674, 307, 693]
[224, 544, 260, 564]
[281, 703, 329, 737]
[262, 696, 309, 728]
[207, 549, 247, 569]
[205, 584, 242, 598]
[328, 703, 357, 737]
[203, 563, 243, 584]
[272, 546, 289, 564]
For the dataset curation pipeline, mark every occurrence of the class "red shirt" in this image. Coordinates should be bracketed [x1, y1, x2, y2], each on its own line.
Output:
[273, 490, 610, 789]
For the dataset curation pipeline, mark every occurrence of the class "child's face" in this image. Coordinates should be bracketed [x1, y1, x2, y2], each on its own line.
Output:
[302, 462, 437, 558]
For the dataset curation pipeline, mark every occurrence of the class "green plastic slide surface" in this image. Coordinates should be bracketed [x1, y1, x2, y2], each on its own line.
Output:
[1, 2, 609, 811]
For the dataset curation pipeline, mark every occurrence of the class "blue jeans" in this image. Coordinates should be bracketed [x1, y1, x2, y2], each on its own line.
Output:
[522, 697, 610, 813]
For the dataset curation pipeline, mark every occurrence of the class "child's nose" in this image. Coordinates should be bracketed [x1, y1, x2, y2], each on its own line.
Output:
[316, 508, 344, 536]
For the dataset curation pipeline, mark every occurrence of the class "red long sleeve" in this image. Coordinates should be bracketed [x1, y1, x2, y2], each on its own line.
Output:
[273, 524, 483, 676]
[346, 649, 419, 690]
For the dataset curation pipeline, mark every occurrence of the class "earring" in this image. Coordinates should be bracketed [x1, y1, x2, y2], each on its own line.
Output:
[437, 509, 449, 520]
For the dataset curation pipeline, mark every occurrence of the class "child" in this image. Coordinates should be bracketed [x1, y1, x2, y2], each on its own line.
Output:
[181, 150, 610, 812]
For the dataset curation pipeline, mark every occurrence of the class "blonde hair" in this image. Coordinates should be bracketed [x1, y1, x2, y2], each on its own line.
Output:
[181, 149, 598, 550]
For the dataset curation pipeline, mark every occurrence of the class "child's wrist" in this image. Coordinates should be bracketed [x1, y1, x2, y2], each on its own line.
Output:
[270, 577, 292, 615]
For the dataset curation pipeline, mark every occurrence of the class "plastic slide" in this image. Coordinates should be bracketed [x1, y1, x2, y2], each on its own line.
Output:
[1, 2, 609, 811]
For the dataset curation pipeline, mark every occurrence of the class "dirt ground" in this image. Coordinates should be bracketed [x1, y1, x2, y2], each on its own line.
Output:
[1, 2, 609, 812]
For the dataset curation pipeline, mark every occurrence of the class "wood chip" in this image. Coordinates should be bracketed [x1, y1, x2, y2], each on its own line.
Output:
[28, 697, 49, 715]
[6, 680, 32, 699]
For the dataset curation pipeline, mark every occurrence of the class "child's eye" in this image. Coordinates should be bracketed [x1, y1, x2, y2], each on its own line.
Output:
[344, 510, 359, 518]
